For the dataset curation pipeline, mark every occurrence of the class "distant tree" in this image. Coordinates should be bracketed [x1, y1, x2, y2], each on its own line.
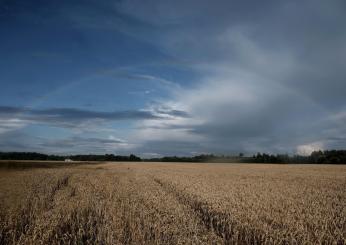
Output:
[1, 150, 346, 164]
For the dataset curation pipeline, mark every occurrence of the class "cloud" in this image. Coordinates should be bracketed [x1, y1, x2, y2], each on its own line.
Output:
[0, 131, 44, 152]
[132, 73, 318, 154]
[0, 130, 135, 154]
[38, 136, 134, 154]
[32, 107, 159, 121]
[133, 68, 346, 155]
[120, 0, 346, 155]
[297, 142, 324, 156]
[0, 118, 27, 134]
[115, 0, 346, 108]
[42, 136, 125, 148]
[0, 105, 190, 133]
[97, 70, 183, 92]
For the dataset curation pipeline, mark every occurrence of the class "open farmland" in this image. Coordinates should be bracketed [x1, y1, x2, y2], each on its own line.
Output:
[0, 163, 345, 244]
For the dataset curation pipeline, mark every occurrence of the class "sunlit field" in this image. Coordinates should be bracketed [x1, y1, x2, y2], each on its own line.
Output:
[0, 162, 345, 244]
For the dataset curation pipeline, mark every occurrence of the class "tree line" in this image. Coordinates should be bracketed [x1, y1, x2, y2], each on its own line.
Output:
[0, 150, 345, 164]
[0, 152, 141, 162]
[250, 150, 346, 164]
[145, 150, 346, 164]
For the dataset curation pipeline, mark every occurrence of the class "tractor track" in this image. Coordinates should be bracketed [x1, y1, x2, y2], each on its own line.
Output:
[153, 178, 268, 244]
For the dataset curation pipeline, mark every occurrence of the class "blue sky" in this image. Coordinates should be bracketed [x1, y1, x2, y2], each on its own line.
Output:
[1, 0, 346, 156]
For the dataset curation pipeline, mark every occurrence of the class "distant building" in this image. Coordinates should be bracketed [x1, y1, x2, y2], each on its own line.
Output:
[64, 158, 73, 162]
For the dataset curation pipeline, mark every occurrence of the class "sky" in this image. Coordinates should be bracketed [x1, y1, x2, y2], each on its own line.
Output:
[0, 0, 345, 157]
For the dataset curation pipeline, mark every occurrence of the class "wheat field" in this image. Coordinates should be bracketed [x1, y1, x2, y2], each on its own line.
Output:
[0, 162, 345, 244]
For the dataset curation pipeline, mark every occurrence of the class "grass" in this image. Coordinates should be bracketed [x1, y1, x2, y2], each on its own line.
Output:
[0, 162, 345, 244]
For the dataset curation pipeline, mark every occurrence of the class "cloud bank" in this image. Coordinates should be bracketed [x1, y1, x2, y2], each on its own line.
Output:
[119, 0, 346, 155]
[0, 105, 189, 132]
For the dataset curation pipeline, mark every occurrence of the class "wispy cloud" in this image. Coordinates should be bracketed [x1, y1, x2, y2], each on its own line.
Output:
[38, 136, 134, 154]
[0, 105, 190, 133]
[0, 131, 135, 154]
[97, 69, 183, 91]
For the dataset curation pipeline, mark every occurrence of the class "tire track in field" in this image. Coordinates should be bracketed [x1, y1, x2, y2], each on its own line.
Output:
[154, 178, 269, 245]
[3, 173, 73, 244]
[47, 175, 71, 206]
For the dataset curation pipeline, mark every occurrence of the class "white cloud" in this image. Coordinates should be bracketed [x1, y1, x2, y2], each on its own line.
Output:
[0, 118, 28, 134]
[297, 142, 324, 156]
[123, 0, 346, 155]
[132, 68, 326, 154]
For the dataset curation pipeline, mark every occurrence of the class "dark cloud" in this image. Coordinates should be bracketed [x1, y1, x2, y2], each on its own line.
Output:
[42, 136, 125, 148]
[0, 131, 44, 152]
[119, 0, 346, 155]
[32, 107, 160, 120]
[0, 106, 25, 114]
[37, 136, 130, 154]
[136, 140, 205, 156]
[0, 130, 132, 154]
[117, 0, 346, 111]
[0, 105, 190, 130]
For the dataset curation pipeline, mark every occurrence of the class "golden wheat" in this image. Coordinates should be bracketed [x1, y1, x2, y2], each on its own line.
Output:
[0, 163, 345, 244]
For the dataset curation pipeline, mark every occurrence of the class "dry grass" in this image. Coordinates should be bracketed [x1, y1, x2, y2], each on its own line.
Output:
[0, 163, 345, 244]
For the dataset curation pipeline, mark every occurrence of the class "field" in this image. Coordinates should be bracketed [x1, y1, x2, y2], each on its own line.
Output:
[0, 162, 345, 244]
